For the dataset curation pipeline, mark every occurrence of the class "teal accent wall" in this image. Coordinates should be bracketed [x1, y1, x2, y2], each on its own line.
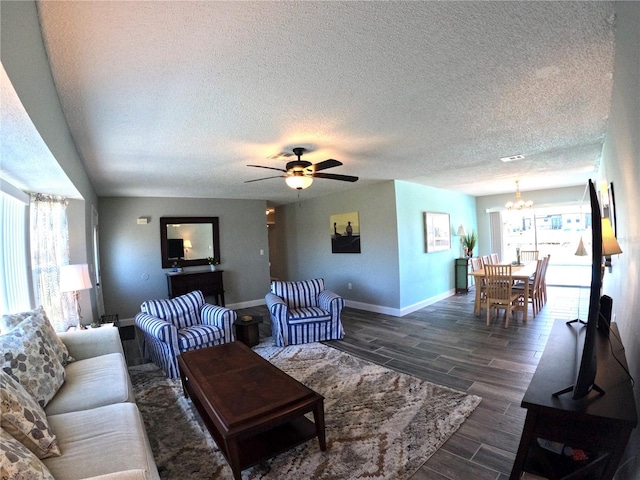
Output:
[395, 181, 477, 310]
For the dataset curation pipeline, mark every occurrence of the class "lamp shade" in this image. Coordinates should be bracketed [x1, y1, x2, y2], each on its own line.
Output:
[601, 217, 622, 256]
[59, 264, 92, 293]
[574, 236, 588, 256]
[457, 225, 467, 237]
[285, 175, 313, 190]
[183, 239, 192, 249]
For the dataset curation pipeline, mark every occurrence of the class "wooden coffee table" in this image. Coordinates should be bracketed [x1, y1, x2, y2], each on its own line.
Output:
[178, 342, 326, 479]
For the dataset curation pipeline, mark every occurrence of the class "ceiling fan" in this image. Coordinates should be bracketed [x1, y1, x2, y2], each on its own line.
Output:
[246, 147, 359, 190]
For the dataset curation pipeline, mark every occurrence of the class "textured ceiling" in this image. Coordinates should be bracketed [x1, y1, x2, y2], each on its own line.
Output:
[5, 1, 616, 204]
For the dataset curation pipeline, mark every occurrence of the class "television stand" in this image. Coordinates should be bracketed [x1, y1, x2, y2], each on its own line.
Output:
[552, 382, 605, 398]
[509, 320, 637, 480]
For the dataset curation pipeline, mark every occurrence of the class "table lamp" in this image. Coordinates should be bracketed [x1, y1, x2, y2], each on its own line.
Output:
[183, 239, 192, 259]
[60, 264, 93, 329]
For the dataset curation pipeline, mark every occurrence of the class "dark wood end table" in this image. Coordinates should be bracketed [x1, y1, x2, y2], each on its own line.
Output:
[178, 342, 326, 480]
[234, 315, 263, 347]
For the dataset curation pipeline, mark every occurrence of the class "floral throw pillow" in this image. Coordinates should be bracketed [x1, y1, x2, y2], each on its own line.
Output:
[0, 427, 55, 480]
[1, 306, 74, 365]
[0, 371, 61, 459]
[1, 317, 66, 408]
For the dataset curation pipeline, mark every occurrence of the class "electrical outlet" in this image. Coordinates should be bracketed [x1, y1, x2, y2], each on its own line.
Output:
[348, 283, 352, 290]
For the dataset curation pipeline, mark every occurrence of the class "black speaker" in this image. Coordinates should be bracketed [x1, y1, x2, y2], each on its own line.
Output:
[598, 294, 612, 336]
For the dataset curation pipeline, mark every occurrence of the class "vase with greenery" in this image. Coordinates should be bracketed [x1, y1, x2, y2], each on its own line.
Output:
[207, 257, 219, 271]
[462, 230, 477, 257]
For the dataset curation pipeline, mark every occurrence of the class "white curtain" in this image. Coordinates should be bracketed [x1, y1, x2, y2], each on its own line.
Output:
[0, 191, 32, 319]
[489, 211, 503, 261]
[30, 194, 73, 331]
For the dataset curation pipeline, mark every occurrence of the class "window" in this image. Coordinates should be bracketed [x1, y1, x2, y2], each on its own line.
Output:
[0, 189, 32, 319]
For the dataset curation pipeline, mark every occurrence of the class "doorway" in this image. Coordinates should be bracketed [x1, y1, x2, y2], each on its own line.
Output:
[501, 205, 592, 287]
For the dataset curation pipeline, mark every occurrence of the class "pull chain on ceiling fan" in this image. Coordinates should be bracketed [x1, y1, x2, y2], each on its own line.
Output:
[246, 147, 358, 190]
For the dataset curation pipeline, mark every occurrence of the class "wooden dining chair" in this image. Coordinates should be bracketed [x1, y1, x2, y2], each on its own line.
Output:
[539, 254, 551, 306]
[481, 255, 492, 268]
[470, 257, 485, 304]
[520, 250, 539, 263]
[484, 264, 520, 328]
[513, 259, 545, 318]
[490, 253, 499, 265]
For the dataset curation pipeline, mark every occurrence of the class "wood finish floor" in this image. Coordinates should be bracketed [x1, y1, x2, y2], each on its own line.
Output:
[124, 285, 589, 480]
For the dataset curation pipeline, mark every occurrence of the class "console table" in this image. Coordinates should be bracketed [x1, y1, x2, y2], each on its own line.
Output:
[166, 270, 225, 306]
[510, 320, 637, 479]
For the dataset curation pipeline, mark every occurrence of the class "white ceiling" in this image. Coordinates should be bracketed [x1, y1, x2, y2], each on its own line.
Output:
[3, 1, 616, 205]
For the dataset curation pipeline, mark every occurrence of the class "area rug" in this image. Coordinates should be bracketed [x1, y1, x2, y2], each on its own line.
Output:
[129, 341, 481, 479]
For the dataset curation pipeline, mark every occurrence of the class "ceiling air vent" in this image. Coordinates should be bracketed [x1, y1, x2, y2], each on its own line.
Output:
[500, 154, 525, 162]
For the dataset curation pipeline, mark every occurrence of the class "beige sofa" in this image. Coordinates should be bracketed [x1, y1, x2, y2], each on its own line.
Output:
[1, 313, 159, 480]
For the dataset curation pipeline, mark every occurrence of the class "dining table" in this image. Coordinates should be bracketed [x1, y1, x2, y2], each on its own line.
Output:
[470, 261, 538, 322]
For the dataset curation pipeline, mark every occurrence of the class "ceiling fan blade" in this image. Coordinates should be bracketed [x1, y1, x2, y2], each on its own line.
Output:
[313, 159, 342, 171]
[244, 175, 285, 183]
[313, 172, 359, 182]
[247, 164, 287, 173]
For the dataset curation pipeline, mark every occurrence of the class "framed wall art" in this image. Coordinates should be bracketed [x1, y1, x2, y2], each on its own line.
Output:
[424, 212, 450, 253]
[330, 211, 361, 253]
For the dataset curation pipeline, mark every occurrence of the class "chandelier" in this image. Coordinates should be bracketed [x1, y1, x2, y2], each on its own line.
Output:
[505, 180, 533, 210]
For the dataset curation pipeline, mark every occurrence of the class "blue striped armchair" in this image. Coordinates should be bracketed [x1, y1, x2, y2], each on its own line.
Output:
[135, 290, 236, 378]
[266, 278, 345, 347]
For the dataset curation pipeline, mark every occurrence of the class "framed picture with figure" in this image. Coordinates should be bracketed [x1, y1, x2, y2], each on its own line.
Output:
[330, 212, 361, 253]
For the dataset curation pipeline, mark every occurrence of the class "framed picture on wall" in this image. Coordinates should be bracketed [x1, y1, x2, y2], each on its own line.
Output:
[609, 182, 617, 237]
[330, 211, 361, 253]
[424, 212, 451, 252]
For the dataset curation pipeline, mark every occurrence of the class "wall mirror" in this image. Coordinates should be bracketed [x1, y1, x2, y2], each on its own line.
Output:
[160, 217, 220, 268]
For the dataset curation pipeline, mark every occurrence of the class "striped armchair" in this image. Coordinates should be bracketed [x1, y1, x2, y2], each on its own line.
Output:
[266, 278, 345, 347]
[135, 290, 236, 378]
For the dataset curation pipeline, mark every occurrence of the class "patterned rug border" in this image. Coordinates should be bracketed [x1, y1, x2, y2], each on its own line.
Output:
[129, 340, 481, 479]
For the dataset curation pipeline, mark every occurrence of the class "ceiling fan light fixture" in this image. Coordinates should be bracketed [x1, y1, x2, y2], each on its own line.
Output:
[285, 174, 313, 190]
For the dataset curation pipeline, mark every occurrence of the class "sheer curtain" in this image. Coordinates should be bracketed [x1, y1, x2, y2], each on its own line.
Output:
[489, 211, 503, 261]
[30, 194, 73, 331]
[0, 191, 32, 319]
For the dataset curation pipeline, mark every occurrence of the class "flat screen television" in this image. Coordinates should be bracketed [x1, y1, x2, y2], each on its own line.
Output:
[167, 238, 184, 260]
[553, 179, 604, 400]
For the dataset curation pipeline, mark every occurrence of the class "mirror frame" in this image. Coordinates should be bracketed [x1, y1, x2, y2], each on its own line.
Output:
[160, 216, 220, 269]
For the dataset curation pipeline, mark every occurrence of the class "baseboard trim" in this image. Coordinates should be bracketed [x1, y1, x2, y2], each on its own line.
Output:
[223, 290, 456, 318]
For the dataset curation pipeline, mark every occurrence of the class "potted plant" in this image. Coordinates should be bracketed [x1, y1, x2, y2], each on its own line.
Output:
[207, 257, 220, 271]
[462, 230, 477, 257]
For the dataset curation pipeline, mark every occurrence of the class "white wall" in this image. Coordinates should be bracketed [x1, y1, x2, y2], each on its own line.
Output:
[599, 2, 640, 476]
[98, 197, 271, 319]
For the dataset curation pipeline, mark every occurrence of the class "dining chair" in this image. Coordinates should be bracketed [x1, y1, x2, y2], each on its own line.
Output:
[481, 255, 492, 268]
[513, 259, 545, 318]
[490, 253, 499, 265]
[539, 254, 551, 306]
[470, 257, 485, 302]
[484, 264, 520, 328]
[520, 250, 539, 263]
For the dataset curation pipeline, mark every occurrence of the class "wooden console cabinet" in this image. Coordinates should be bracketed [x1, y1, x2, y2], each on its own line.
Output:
[455, 258, 471, 294]
[166, 270, 225, 306]
[510, 320, 637, 479]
